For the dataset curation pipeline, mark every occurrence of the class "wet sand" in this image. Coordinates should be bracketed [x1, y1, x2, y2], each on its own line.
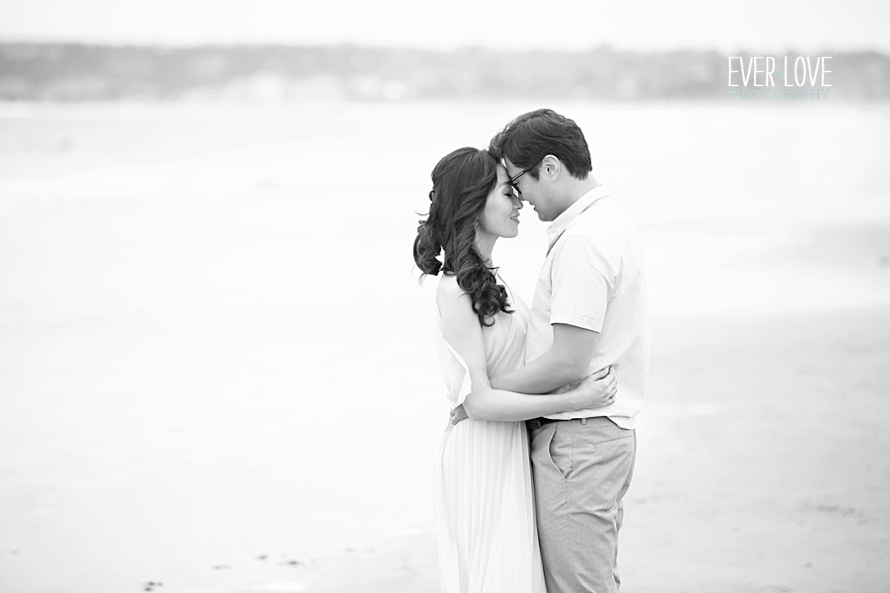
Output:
[309, 305, 890, 593]
[1, 102, 889, 592]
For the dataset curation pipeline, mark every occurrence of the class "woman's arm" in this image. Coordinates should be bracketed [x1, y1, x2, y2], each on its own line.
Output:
[437, 278, 614, 422]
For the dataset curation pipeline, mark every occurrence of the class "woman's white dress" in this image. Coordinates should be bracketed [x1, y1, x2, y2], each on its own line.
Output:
[433, 277, 546, 593]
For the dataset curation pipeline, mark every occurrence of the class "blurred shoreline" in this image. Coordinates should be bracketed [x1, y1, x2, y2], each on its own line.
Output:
[2, 42, 889, 103]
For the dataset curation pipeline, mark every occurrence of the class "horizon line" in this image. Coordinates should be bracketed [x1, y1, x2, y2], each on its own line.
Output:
[1, 37, 887, 56]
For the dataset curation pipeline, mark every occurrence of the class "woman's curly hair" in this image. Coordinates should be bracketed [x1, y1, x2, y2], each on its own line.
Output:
[413, 147, 512, 327]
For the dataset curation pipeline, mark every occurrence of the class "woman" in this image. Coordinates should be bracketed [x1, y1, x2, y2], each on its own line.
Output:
[413, 147, 616, 592]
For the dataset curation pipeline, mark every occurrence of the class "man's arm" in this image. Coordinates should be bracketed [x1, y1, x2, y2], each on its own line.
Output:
[490, 323, 601, 394]
[437, 277, 610, 421]
[493, 233, 612, 395]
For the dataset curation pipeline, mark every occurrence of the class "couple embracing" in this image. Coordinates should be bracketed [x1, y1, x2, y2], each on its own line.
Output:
[413, 109, 650, 593]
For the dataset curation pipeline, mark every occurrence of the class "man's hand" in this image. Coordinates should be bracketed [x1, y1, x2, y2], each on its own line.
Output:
[450, 404, 469, 426]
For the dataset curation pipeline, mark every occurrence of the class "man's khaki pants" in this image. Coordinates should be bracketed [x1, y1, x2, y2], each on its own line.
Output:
[529, 417, 636, 593]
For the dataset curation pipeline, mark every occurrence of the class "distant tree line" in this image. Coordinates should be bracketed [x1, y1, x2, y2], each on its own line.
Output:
[1, 42, 887, 102]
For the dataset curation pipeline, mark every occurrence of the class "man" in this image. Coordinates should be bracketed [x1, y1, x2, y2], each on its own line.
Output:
[485, 108, 649, 593]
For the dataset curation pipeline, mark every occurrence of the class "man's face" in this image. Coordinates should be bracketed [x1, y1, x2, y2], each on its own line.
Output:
[505, 158, 555, 221]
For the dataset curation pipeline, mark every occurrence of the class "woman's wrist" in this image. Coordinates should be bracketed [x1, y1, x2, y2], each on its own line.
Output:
[560, 390, 582, 412]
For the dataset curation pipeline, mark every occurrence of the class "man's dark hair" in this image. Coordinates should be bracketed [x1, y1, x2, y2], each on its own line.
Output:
[489, 108, 592, 180]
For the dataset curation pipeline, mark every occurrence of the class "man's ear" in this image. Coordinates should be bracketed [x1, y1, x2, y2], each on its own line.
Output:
[541, 154, 561, 181]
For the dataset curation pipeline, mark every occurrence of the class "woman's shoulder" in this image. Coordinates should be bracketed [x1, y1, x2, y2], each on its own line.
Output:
[435, 274, 473, 316]
[436, 273, 464, 299]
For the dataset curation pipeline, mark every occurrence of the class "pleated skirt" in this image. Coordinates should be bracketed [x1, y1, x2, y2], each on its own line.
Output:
[434, 419, 547, 593]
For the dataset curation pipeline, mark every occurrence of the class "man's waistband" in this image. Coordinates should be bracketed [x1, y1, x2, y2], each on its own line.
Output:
[527, 417, 564, 432]
[527, 416, 631, 432]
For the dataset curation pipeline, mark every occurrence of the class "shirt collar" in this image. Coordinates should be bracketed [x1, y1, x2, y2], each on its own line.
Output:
[546, 184, 610, 250]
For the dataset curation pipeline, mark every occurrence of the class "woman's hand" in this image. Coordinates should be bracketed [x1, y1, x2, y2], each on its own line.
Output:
[450, 404, 469, 425]
[573, 366, 617, 409]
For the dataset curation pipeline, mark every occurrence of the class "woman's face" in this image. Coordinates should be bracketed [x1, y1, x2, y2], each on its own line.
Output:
[478, 166, 522, 239]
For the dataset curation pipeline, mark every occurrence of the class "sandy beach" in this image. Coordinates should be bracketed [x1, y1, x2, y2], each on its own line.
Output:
[1, 102, 889, 592]
[301, 305, 890, 593]
[625, 306, 890, 593]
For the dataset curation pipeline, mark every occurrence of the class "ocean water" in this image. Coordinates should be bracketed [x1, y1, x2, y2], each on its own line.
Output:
[1, 101, 889, 592]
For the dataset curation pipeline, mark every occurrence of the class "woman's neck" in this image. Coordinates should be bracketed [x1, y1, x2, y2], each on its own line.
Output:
[476, 235, 496, 268]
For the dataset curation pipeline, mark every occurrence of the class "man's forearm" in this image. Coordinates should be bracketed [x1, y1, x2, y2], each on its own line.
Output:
[490, 351, 586, 395]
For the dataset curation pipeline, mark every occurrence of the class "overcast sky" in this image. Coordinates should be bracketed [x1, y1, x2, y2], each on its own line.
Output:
[1, 0, 888, 52]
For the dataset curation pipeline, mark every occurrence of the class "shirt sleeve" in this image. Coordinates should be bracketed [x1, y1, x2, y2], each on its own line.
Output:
[549, 234, 614, 333]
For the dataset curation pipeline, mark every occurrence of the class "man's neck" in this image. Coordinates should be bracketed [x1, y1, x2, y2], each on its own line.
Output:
[558, 176, 600, 214]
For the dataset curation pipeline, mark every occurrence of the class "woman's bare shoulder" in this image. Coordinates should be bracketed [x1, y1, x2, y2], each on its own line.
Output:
[436, 273, 465, 300]
[436, 275, 473, 318]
